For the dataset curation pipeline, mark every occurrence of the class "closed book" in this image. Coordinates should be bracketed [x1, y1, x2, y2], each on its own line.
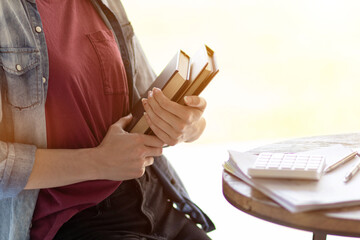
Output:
[126, 50, 190, 133]
[176, 45, 219, 105]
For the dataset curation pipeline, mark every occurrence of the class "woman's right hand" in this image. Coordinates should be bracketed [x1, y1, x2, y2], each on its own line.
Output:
[94, 114, 164, 181]
[25, 114, 163, 190]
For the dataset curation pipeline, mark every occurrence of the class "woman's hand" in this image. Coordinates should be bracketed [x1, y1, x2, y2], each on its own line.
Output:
[95, 114, 164, 180]
[142, 87, 207, 146]
[25, 114, 164, 190]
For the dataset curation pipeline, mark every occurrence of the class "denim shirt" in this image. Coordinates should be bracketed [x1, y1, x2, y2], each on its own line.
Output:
[0, 1, 214, 239]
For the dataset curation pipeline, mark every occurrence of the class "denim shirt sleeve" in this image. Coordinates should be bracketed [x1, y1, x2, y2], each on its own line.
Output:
[0, 141, 36, 199]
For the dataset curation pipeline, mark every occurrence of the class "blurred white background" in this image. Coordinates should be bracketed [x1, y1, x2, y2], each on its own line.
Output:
[122, 0, 360, 239]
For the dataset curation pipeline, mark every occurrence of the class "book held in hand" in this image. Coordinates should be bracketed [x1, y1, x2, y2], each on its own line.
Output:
[126, 45, 219, 134]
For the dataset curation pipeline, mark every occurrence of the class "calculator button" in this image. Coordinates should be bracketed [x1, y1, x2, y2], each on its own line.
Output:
[270, 161, 281, 164]
[294, 166, 306, 170]
[307, 166, 319, 170]
[260, 153, 272, 155]
[254, 166, 266, 169]
[268, 162, 281, 166]
[283, 159, 294, 163]
[307, 164, 320, 168]
[268, 166, 279, 169]
[255, 164, 267, 168]
[296, 164, 307, 167]
[280, 166, 292, 170]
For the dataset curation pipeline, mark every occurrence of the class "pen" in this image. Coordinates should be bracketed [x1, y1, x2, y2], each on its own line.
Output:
[344, 159, 360, 183]
[324, 151, 358, 173]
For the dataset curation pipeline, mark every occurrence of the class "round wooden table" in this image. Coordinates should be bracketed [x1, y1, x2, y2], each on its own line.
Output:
[222, 133, 360, 240]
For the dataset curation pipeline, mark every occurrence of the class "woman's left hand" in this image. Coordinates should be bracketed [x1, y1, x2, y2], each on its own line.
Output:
[142, 87, 207, 146]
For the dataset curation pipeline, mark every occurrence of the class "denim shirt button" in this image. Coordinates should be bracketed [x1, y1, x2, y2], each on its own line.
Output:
[15, 64, 22, 72]
[42, 77, 47, 84]
[35, 26, 42, 33]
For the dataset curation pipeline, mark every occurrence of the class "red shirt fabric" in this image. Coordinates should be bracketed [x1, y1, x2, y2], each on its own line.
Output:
[31, 1, 130, 239]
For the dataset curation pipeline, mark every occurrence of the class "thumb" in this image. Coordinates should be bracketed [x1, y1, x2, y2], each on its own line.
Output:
[117, 113, 133, 129]
[184, 96, 207, 111]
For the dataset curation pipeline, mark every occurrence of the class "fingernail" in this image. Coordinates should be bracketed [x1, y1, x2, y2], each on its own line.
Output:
[184, 96, 192, 104]
[143, 112, 149, 119]
[148, 91, 153, 98]
[153, 87, 161, 93]
[142, 98, 147, 106]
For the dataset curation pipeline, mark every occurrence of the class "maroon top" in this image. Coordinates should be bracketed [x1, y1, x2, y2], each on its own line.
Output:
[31, 1, 129, 239]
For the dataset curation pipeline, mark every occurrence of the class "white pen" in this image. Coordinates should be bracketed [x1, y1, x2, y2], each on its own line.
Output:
[324, 151, 358, 173]
[344, 159, 360, 183]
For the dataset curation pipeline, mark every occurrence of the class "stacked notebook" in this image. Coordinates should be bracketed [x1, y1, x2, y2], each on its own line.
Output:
[224, 145, 360, 213]
[126, 45, 219, 134]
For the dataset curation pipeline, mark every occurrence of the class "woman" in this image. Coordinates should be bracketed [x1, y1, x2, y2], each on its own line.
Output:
[0, 0, 214, 239]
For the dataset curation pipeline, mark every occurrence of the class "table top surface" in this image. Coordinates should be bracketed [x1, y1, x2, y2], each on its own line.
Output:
[222, 133, 360, 237]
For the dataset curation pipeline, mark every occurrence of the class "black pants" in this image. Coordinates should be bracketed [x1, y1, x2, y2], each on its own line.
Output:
[54, 167, 211, 240]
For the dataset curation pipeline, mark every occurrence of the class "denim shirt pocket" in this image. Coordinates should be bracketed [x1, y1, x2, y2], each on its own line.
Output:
[0, 48, 41, 110]
[87, 30, 129, 95]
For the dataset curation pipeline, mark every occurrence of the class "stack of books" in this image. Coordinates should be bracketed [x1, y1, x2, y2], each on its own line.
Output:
[126, 45, 219, 134]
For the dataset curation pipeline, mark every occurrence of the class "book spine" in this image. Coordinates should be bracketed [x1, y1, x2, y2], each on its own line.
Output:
[125, 100, 146, 132]
[129, 115, 150, 134]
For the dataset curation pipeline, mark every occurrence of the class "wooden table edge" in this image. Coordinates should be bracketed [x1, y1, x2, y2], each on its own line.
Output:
[222, 171, 360, 238]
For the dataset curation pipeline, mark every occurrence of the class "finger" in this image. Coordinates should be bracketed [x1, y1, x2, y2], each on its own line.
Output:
[144, 112, 179, 145]
[152, 88, 204, 122]
[143, 98, 180, 137]
[116, 113, 133, 129]
[144, 156, 154, 167]
[150, 90, 204, 126]
[141, 134, 165, 148]
[151, 88, 189, 118]
[144, 145, 163, 157]
[184, 96, 207, 111]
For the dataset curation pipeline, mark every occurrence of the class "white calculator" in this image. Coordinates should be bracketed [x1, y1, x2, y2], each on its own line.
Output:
[248, 153, 326, 180]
